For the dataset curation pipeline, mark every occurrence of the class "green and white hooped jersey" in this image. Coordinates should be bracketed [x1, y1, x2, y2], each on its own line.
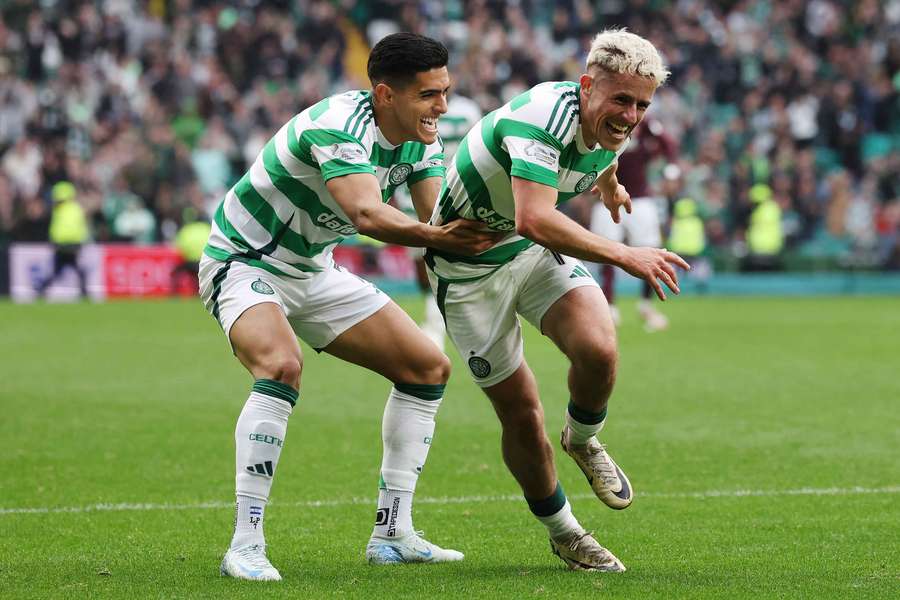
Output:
[205, 90, 445, 278]
[427, 81, 627, 282]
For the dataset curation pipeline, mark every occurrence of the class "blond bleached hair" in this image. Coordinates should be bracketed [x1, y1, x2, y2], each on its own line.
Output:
[586, 29, 670, 86]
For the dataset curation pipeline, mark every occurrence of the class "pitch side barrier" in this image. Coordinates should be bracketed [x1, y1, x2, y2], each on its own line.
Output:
[2, 242, 419, 301]
[2, 242, 899, 301]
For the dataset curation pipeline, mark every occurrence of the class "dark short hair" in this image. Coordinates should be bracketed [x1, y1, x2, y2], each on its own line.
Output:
[367, 33, 449, 88]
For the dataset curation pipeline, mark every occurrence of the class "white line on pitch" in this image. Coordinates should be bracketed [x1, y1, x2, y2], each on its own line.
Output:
[1, 485, 898, 516]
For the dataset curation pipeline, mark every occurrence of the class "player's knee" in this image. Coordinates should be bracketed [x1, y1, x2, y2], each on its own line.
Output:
[504, 406, 546, 439]
[266, 355, 302, 388]
[411, 352, 450, 385]
[576, 337, 618, 375]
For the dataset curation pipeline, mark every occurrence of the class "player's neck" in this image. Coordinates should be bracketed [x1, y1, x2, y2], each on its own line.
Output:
[372, 104, 406, 147]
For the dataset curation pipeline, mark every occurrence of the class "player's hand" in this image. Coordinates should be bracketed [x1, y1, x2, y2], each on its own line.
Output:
[590, 178, 632, 224]
[619, 246, 691, 301]
[432, 218, 502, 256]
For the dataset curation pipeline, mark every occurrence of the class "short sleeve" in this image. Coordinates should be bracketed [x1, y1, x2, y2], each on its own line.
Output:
[307, 130, 375, 181]
[407, 140, 446, 185]
[496, 118, 564, 188]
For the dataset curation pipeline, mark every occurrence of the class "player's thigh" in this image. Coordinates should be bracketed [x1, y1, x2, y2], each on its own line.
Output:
[518, 250, 616, 359]
[624, 197, 662, 247]
[230, 303, 303, 381]
[429, 265, 525, 388]
[541, 286, 617, 363]
[322, 300, 449, 384]
[198, 257, 302, 381]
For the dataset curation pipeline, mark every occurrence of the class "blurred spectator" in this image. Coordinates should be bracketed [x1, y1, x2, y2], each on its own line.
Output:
[113, 197, 156, 244]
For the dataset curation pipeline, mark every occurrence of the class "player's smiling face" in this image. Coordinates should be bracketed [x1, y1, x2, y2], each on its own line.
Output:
[377, 67, 450, 145]
[579, 68, 657, 151]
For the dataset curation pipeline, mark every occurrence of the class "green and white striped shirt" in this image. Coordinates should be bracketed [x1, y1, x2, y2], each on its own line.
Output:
[204, 90, 445, 278]
[427, 81, 627, 281]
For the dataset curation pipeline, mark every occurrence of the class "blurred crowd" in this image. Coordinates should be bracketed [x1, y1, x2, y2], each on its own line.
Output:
[0, 0, 898, 269]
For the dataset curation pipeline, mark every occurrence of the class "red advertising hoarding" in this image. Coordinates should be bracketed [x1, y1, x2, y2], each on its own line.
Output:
[103, 245, 183, 297]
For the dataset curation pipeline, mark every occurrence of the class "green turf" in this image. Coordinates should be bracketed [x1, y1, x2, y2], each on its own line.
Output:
[1, 296, 898, 598]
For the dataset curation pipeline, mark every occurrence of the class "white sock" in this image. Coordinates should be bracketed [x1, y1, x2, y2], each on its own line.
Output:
[421, 292, 446, 351]
[374, 489, 414, 538]
[536, 500, 583, 542]
[230, 380, 296, 549]
[231, 495, 267, 548]
[565, 407, 606, 445]
[373, 384, 443, 538]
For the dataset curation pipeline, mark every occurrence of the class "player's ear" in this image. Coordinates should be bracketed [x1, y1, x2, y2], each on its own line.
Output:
[579, 74, 593, 96]
[373, 82, 394, 106]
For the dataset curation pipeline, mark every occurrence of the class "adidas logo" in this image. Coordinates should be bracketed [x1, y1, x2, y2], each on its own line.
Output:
[246, 461, 274, 476]
[569, 265, 591, 279]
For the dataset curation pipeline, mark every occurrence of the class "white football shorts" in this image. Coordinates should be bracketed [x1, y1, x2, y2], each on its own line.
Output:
[428, 245, 600, 388]
[199, 254, 389, 351]
[590, 196, 663, 248]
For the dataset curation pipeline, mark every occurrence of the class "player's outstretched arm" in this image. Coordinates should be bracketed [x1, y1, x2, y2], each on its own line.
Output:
[327, 173, 497, 255]
[589, 162, 632, 224]
[512, 176, 689, 300]
[408, 176, 442, 223]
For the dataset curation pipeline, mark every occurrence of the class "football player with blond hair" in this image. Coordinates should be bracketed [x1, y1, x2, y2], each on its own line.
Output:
[426, 29, 688, 571]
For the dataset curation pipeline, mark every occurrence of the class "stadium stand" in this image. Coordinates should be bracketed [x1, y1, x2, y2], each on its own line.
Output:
[0, 0, 897, 288]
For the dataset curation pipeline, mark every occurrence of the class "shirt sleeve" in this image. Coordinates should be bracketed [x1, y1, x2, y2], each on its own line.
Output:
[494, 117, 563, 188]
[307, 129, 376, 181]
[407, 140, 446, 186]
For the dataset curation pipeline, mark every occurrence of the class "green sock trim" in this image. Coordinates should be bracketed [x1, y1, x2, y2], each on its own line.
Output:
[378, 474, 386, 490]
[526, 482, 567, 517]
[252, 379, 298, 406]
[567, 400, 607, 425]
[395, 383, 445, 401]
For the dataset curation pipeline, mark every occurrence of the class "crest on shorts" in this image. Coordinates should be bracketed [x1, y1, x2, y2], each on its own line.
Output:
[468, 355, 492, 378]
[251, 279, 275, 295]
[388, 163, 413, 185]
[574, 171, 598, 193]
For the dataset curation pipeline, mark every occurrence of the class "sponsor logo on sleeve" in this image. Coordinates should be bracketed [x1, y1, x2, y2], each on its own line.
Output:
[524, 141, 559, 166]
[419, 158, 443, 169]
[330, 143, 366, 162]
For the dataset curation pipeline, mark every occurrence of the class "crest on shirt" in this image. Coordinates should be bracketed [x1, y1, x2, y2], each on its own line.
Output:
[574, 171, 598, 193]
[388, 163, 414, 185]
[524, 141, 559, 167]
[330, 143, 366, 162]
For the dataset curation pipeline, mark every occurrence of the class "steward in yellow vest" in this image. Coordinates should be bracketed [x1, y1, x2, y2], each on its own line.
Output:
[38, 181, 90, 297]
[668, 198, 706, 258]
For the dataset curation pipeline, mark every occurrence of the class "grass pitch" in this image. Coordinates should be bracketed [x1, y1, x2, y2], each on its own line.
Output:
[1, 295, 898, 598]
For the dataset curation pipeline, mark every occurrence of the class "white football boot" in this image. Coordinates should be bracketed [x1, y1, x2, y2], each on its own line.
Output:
[220, 544, 282, 581]
[549, 529, 626, 572]
[609, 304, 621, 327]
[366, 531, 464, 565]
[637, 300, 669, 332]
[561, 426, 633, 509]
